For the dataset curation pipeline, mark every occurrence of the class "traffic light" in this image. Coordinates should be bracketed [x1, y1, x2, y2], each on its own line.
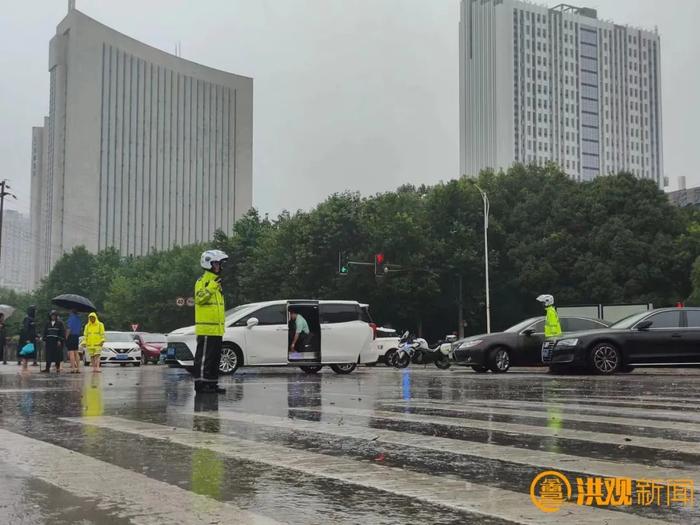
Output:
[338, 252, 349, 276]
[375, 253, 386, 275]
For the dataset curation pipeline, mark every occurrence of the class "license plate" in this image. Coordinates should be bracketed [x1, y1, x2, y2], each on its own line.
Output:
[115, 354, 129, 360]
[166, 347, 175, 358]
[541, 343, 553, 363]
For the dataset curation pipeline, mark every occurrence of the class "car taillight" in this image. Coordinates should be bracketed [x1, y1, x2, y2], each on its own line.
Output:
[369, 323, 377, 340]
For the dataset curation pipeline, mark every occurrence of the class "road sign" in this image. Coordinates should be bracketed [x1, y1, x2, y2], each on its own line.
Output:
[131, 323, 139, 332]
[176, 297, 185, 307]
[186, 297, 195, 307]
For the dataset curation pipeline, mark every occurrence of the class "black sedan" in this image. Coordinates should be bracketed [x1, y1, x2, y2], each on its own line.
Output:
[546, 307, 700, 375]
[452, 315, 609, 373]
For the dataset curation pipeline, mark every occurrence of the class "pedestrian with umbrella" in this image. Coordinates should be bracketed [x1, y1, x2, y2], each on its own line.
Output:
[65, 309, 83, 373]
[51, 295, 98, 371]
[42, 310, 66, 373]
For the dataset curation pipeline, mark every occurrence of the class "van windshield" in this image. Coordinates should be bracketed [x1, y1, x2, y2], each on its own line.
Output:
[226, 303, 264, 325]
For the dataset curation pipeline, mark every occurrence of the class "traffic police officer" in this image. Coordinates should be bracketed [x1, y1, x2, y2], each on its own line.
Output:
[537, 294, 562, 338]
[193, 249, 228, 393]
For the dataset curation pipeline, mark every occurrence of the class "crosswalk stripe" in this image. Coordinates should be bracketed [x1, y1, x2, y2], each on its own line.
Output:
[384, 398, 700, 423]
[0, 428, 280, 525]
[541, 396, 700, 411]
[571, 395, 700, 405]
[287, 406, 700, 454]
[0, 388, 72, 393]
[63, 415, 669, 524]
[176, 410, 700, 492]
[378, 401, 700, 434]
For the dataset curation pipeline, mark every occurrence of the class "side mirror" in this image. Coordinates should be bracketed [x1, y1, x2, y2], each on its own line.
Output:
[522, 329, 534, 336]
[246, 317, 259, 329]
[636, 320, 652, 330]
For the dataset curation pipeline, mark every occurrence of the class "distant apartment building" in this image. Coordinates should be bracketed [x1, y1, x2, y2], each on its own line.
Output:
[31, 6, 253, 285]
[668, 187, 700, 209]
[459, 1, 663, 184]
[0, 210, 32, 292]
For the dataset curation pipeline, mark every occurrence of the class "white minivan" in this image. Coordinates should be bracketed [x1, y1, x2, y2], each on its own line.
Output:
[165, 300, 376, 375]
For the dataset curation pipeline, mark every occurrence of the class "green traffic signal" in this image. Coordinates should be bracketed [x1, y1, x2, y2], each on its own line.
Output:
[340, 266, 349, 274]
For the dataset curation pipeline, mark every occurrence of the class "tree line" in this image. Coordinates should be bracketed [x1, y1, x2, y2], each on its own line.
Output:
[3, 165, 699, 341]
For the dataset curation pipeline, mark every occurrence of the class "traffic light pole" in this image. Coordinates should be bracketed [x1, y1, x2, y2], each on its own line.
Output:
[475, 184, 492, 334]
[0, 180, 5, 267]
[458, 274, 464, 339]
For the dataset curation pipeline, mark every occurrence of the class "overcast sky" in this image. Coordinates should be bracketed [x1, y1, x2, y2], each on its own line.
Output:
[1, 0, 698, 216]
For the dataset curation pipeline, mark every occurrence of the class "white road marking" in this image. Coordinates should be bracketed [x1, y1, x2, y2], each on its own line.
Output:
[183, 410, 700, 492]
[0, 428, 281, 525]
[63, 416, 669, 525]
[378, 401, 700, 434]
[287, 405, 700, 454]
[386, 398, 700, 423]
[543, 396, 700, 410]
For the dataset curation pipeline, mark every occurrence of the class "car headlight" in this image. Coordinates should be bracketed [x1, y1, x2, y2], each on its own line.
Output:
[458, 339, 483, 350]
[556, 338, 579, 347]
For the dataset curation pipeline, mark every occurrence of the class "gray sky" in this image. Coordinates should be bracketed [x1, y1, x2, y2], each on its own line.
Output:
[1, 0, 698, 217]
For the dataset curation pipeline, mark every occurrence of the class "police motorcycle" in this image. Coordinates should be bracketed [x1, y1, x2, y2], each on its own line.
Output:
[392, 332, 454, 369]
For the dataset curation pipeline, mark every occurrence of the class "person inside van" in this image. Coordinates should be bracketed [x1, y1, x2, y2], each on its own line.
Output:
[289, 307, 311, 357]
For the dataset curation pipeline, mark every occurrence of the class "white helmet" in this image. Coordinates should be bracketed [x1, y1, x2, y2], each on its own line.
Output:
[200, 249, 229, 270]
[536, 294, 554, 307]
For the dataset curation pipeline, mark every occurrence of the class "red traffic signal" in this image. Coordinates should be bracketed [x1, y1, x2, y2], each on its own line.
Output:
[375, 253, 387, 276]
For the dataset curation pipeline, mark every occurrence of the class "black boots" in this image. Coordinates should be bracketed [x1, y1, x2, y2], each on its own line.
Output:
[194, 381, 226, 394]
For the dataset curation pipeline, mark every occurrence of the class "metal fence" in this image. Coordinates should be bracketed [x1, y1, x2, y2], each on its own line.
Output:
[558, 303, 654, 323]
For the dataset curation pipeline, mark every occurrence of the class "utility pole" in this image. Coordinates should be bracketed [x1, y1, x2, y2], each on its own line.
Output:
[0, 180, 17, 269]
[474, 184, 491, 333]
[457, 274, 464, 339]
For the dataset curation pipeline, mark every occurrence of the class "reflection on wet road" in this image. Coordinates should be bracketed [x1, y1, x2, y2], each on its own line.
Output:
[1, 364, 699, 524]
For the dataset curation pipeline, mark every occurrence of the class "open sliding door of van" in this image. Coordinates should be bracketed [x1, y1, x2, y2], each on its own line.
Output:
[287, 301, 321, 363]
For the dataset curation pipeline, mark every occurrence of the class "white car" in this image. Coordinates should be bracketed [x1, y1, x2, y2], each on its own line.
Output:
[166, 300, 376, 375]
[83, 331, 142, 367]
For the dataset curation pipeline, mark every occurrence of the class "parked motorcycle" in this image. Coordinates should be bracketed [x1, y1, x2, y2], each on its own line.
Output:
[412, 335, 456, 369]
[393, 332, 454, 369]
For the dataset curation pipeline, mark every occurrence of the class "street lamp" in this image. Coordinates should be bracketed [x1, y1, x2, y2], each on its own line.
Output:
[0, 179, 18, 269]
[474, 184, 491, 333]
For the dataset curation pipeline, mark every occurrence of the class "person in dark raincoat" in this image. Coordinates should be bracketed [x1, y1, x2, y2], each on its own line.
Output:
[42, 310, 66, 373]
[18, 305, 38, 368]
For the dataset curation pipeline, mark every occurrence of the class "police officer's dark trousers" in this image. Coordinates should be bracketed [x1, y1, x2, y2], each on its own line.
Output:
[193, 335, 222, 389]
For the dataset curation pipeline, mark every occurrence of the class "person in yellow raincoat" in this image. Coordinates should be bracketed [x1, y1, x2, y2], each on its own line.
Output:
[82, 312, 105, 373]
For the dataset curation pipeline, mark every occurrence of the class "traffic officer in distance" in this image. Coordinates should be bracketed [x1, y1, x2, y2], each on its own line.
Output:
[193, 249, 229, 394]
[537, 294, 562, 338]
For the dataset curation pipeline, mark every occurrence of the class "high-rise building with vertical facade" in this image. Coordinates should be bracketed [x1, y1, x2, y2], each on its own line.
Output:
[459, 1, 663, 184]
[0, 210, 32, 292]
[31, 6, 253, 286]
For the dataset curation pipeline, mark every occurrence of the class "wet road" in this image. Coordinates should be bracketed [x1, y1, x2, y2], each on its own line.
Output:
[0, 364, 699, 524]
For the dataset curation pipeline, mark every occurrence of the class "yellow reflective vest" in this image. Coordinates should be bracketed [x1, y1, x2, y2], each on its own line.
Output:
[194, 271, 225, 336]
[544, 305, 562, 338]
